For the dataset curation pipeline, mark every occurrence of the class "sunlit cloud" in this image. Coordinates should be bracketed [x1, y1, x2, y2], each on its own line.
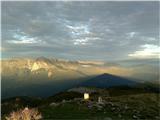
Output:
[1, 1, 159, 60]
[65, 21, 100, 46]
[73, 37, 100, 45]
[128, 44, 160, 58]
[66, 24, 91, 37]
[7, 33, 45, 44]
[66, 25, 90, 34]
[7, 39, 39, 44]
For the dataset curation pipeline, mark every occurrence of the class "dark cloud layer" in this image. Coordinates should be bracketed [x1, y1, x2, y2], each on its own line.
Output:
[1, 1, 159, 61]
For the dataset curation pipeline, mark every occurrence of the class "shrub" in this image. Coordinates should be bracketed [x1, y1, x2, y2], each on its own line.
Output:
[5, 107, 42, 120]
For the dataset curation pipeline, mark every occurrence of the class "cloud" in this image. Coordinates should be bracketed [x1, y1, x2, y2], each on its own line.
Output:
[7, 39, 42, 44]
[1, 1, 159, 60]
[66, 23, 90, 37]
[73, 37, 100, 45]
[66, 24, 90, 35]
[128, 44, 160, 58]
[127, 32, 137, 38]
[6, 32, 45, 44]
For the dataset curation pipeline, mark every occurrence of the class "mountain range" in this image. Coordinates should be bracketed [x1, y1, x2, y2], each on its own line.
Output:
[1, 57, 158, 99]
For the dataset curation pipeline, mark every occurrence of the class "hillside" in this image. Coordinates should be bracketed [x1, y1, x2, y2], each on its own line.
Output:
[1, 86, 160, 120]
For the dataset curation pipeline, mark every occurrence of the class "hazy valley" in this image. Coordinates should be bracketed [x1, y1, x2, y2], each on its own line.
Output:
[1, 57, 159, 99]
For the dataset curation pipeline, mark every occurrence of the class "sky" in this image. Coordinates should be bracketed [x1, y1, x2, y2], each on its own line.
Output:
[1, 1, 159, 61]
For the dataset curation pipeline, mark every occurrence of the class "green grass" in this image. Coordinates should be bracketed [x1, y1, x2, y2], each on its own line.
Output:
[38, 93, 159, 120]
[39, 102, 119, 120]
[40, 102, 91, 119]
[2, 87, 160, 120]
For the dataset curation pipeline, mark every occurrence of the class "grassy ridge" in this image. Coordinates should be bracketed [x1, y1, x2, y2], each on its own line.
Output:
[1, 86, 160, 120]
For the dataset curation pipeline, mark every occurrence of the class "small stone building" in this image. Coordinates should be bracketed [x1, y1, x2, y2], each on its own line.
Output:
[84, 93, 89, 100]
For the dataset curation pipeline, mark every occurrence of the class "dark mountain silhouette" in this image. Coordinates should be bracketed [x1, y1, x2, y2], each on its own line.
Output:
[82, 73, 138, 88]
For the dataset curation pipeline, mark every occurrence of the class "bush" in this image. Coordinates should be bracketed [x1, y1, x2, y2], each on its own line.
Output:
[5, 107, 42, 120]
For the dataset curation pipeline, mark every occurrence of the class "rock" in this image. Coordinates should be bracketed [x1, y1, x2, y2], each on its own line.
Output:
[97, 105, 103, 110]
[111, 107, 116, 111]
[98, 96, 103, 103]
[133, 115, 138, 119]
[108, 102, 114, 106]
[50, 102, 58, 107]
[62, 99, 66, 103]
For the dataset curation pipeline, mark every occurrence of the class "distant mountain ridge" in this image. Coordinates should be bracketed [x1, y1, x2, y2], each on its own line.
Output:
[1, 57, 104, 80]
[1, 57, 108, 98]
[2, 57, 156, 99]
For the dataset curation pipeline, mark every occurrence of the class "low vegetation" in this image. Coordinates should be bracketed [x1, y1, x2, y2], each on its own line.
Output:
[2, 86, 160, 120]
[5, 107, 42, 120]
